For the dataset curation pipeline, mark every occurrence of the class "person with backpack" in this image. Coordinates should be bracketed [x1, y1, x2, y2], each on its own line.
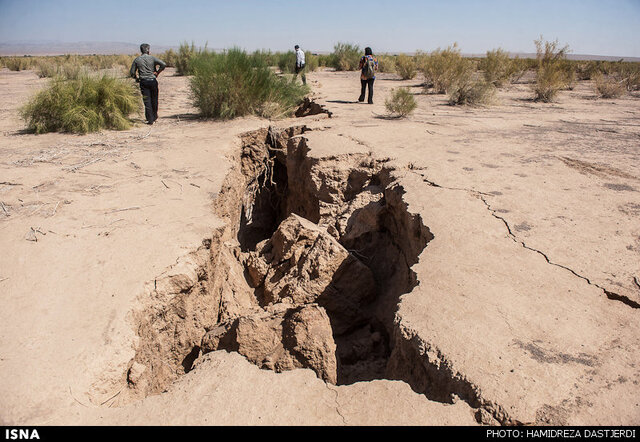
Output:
[294, 45, 306, 85]
[358, 47, 378, 104]
[130, 43, 166, 125]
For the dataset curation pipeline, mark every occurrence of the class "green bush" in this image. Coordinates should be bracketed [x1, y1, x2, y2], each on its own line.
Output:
[532, 37, 570, 102]
[305, 53, 319, 72]
[189, 48, 309, 120]
[479, 48, 512, 87]
[175, 42, 198, 76]
[448, 79, 496, 105]
[330, 42, 361, 71]
[277, 51, 297, 74]
[420, 44, 473, 94]
[385, 87, 417, 117]
[395, 54, 416, 79]
[21, 74, 140, 134]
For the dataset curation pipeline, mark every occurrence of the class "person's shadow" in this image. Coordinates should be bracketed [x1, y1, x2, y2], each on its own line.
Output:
[326, 100, 358, 104]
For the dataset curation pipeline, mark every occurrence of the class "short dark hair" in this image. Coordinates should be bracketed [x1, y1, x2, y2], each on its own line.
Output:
[295, 45, 300, 49]
[365, 47, 373, 56]
[140, 43, 150, 54]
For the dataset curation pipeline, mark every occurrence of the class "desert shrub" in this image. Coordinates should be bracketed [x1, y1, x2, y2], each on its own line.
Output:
[559, 60, 577, 90]
[385, 87, 417, 117]
[420, 44, 473, 94]
[20, 74, 140, 134]
[615, 63, 640, 91]
[330, 42, 361, 71]
[317, 54, 332, 67]
[175, 42, 198, 76]
[593, 73, 625, 98]
[479, 48, 512, 87]
[35, 60, 61, 78]
[189, 48, 308, 120]
[160, 49, 177, 68]
[448, 79, 496, 105]
[5, 57, 30, 71]
[60, 63, 89, 80]
[376, 55, 396, 73]
[532, 37, 570, 102]
[276, 51, 317, 73]
[277, 51, 296, 74]
[575, 60, 601, 80]
[305, 53, 319, 72]
[395, 54, 416, 79]
[507, 57, 531, 83]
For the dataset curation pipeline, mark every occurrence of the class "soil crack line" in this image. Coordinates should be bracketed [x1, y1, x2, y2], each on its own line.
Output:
[325, 383, 347, 425]
[479, 196, 639, 310]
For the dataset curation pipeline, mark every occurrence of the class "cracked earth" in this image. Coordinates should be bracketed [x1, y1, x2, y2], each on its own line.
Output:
[1, 67, 639, 425]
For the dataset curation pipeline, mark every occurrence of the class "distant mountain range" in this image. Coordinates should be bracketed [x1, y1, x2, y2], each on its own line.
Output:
[0, 41, 178, 56]
[1, 41, 638, 61]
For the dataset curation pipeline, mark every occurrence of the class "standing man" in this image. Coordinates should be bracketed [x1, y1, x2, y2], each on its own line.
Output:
[294, 44, 306, 85]
[130, 43, 166, 125]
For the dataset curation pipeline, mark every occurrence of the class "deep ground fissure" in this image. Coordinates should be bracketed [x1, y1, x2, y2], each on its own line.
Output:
[123, 125, 505, 424]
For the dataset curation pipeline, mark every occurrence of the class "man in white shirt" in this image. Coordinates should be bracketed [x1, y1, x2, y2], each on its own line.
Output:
[294, 45, 306, 85]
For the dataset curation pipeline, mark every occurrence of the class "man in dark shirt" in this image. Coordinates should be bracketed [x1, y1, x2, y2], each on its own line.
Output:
[130, 43, 166, 125]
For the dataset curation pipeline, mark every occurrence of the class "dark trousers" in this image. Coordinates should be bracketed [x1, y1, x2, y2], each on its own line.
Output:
[139, 78, 159, 123]
[359, 78, 374, 103]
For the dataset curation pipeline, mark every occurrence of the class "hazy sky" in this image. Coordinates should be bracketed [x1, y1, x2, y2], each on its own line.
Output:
[1, 0, 639, 56]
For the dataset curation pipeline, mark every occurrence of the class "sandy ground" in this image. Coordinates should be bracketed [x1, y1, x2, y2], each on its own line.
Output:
[0, 66, 638, 425]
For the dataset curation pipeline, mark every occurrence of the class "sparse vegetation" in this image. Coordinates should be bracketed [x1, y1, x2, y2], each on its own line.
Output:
[376, 55, 396, 73]
[448, 79, 496, 105]
[20, 74, 140, 134]
[329, 42, 361, 71]
[385, 87, 417, 117]
[532, 37, 571, 102]
[420, 44, 473, 94]
[395, 54, 417, 80]
[305, 53, 319, 72]
[479, 48, 512, 87]
[189, 48, 308, 120]
[593, 73, 625, 98]
[277, 51, 297, 74]
[507, 57, 532, 84]
[4, 56, 33, 71]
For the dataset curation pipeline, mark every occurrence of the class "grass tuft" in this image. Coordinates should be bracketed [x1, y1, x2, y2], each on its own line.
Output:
[189, 48, 309, 120]
[385, 87, 417, 117]
[20, 74, 140, 134]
